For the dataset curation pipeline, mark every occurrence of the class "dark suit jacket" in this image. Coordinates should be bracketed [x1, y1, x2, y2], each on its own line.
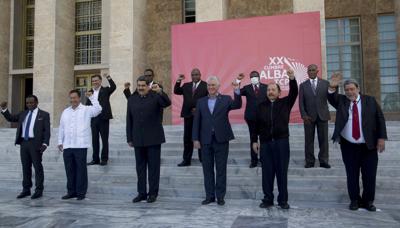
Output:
[240, 83, 268, 121]
[173, 80, 208, 118]
[299, 78, 330, 121]
[126, 91, 171, 147]
[86, 77, 116, 120]
[328, 90, 387, 150]
[192, 93, 242, 144]
[2, 109, 51, 150]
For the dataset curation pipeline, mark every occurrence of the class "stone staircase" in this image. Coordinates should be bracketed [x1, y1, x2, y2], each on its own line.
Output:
[0, 123, 399, 205]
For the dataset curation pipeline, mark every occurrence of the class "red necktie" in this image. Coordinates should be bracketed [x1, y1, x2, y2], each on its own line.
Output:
[352, 100, 360, 140]
[254, 85, 259, 96]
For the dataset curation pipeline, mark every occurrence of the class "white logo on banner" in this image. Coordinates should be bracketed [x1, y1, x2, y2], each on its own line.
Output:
[260, 56, 307, 88]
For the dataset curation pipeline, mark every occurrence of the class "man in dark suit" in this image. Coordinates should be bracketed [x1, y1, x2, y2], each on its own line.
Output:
[236, 71, 267, 168]
[192, 76, 242, 206]
[299, 64, 331, 168]
[251, 70, 298, 210]
[127, 76, 171, 204]
[174, 68, 208, 166]
[87, 74, 116, 166]
[328, 73, 387, 212]
[0, 95, 50, 199]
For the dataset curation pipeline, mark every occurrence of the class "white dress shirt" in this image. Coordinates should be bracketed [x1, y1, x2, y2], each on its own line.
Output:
[58, 96, 102, 149]
[340, 94, 365, 143]
[92, 86, 101, 101]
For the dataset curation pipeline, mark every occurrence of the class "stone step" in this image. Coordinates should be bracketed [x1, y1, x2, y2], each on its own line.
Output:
[0, 179, 399, 204]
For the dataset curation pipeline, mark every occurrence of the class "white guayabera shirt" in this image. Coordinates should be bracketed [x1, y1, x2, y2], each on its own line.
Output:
[58, 96, 102, 149]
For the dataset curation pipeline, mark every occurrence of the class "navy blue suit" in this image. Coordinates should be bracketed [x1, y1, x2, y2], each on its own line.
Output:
[192, 92, 241, 200]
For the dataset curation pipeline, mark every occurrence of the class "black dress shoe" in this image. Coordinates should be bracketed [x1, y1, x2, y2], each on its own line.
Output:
[304, 163, 314, 168]
[278, 202, 290, 209]
[132, 194, 147, 203]
[16, 191, 31, 199]
[217, 199, 225, 206]
[76, 196, 85, 201]
[362, 202, 377, 212]
[201, 198, 215, 205]
[147, 195, 157, 203]
[62, 194, 77, 200]
[249, 162, 258, 168]
[87, 161, 100, 166]
[177, 161, 191, 167]
[349, 201, 359, 210]
[100, 161, 108, 166]
[320, 163, 331, 169]
[31, 191, 43, 199]
[259, 200, 274, 208]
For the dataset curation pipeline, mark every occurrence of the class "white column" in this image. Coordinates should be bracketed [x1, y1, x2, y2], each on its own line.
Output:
[293, 0, 327, 79]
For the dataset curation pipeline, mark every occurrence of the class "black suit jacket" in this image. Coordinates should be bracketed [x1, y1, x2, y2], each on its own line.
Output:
[328, 90, 387, 150]
[192, 93, 242, 144]
[126, 91, 171, 147]
[86, 78, 116, 120]
[240, 83, 267, 121]
[299, 79, 330, 121]
[2, 109, 51, 150]
[173, 80, 208, 118]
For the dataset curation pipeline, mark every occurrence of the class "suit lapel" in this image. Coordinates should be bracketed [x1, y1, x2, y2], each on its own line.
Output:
[360, 95, 366, 128]
[343, 98, 350, 121]
[212, 95, 222, 116]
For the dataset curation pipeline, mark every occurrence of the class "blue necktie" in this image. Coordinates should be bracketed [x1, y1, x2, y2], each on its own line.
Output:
[24, 111, 33, 141]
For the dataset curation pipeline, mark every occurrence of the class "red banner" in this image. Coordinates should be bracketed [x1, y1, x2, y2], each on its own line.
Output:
[171, 12, 322, 125]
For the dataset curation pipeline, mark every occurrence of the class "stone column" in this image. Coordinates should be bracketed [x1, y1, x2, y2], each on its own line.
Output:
[293, 0, 327, 79]
[196, 0, 228, 22]
[108, 0, 146, 124]
[33, 0, 75, 127]
[0, 0, 11, 127]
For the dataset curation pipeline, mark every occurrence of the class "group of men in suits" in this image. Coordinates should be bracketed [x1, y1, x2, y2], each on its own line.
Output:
[0, 65, 387, 212]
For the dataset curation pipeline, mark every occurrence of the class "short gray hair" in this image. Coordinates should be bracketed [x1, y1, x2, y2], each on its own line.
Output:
[343, 79, 359, 89]
[206, 76, 220, 85]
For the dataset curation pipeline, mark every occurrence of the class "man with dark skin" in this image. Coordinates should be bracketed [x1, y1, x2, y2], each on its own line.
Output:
[1, 96, 50, 199]
[299, 64, 331, 168]
[174, 68, 208, 166]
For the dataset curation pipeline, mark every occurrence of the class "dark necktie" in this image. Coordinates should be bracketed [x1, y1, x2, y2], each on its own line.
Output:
[254, 85, 259, 96]
[352, 101, 360, 140]
[24, 111, 33, 141]
[192, 83, 197, 96]
[311, 80, 316, 95]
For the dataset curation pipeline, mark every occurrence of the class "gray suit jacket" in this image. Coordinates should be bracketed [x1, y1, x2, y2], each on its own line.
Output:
[299, 78, 330, 121]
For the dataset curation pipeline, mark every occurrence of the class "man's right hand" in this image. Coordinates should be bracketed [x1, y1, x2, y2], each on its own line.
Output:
[124, 82, 131, 89]
[237, 73, 245, 81]
[57, 144, 63, 152]
[302, 116, 312, 124]
[128, 142, 134, 148]
[252, 142, 260, 154]
[177, 74, 185, 83]
[329, 72, 342, 88]
[0, 101, 7, 109]
[194, 140, 201, 149]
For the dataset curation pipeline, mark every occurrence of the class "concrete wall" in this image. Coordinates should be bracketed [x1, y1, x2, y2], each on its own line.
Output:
[0, 0, 11, 127]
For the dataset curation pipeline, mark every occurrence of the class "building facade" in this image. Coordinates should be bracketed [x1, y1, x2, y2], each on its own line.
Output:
[0, 0, 399, 127]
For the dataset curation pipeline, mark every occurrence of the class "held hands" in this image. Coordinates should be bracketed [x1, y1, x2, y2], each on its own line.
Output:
[252, 142, 260, 154]
[124, 82, 131, 89]
[86, 91, 93, 98]
[151, 84, 162, 94]
[287, 69, 295, 80]
[194, 140, 201, 149]
[329, 72, 342, 88]
[237, 73, 245, 81]
[57, 144, 63, 152]
[0, 101, 7, 110]
[177, 74, 185, 82]
[377, 139, 385, 153]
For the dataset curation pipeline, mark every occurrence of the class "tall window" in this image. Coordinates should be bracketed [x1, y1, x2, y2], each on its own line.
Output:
[326, 18, 363, 92]
[25, 0, 35, 68]
[75, 0, 102, 65]
[183, 0, 195, 23]
[378, 14, 399, 111]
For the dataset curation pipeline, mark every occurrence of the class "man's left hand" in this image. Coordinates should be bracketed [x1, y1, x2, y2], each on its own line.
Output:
[377, 139, 385, 153]
[287, 69, 295, 80]
[39, 145, 47, 153]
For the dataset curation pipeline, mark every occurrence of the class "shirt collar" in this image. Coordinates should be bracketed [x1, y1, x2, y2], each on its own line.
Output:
[71, 103, 83, 111]
[28, 108, 38, 114]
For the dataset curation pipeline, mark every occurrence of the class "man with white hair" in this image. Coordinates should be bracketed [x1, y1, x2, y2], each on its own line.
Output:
[192, 76, 242, 206]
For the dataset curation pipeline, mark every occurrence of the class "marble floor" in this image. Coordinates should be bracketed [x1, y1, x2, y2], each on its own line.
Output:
[0, 192, 399, 228]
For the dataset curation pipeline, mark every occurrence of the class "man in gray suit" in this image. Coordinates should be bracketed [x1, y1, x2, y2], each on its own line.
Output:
[299, 64, 331, 168]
